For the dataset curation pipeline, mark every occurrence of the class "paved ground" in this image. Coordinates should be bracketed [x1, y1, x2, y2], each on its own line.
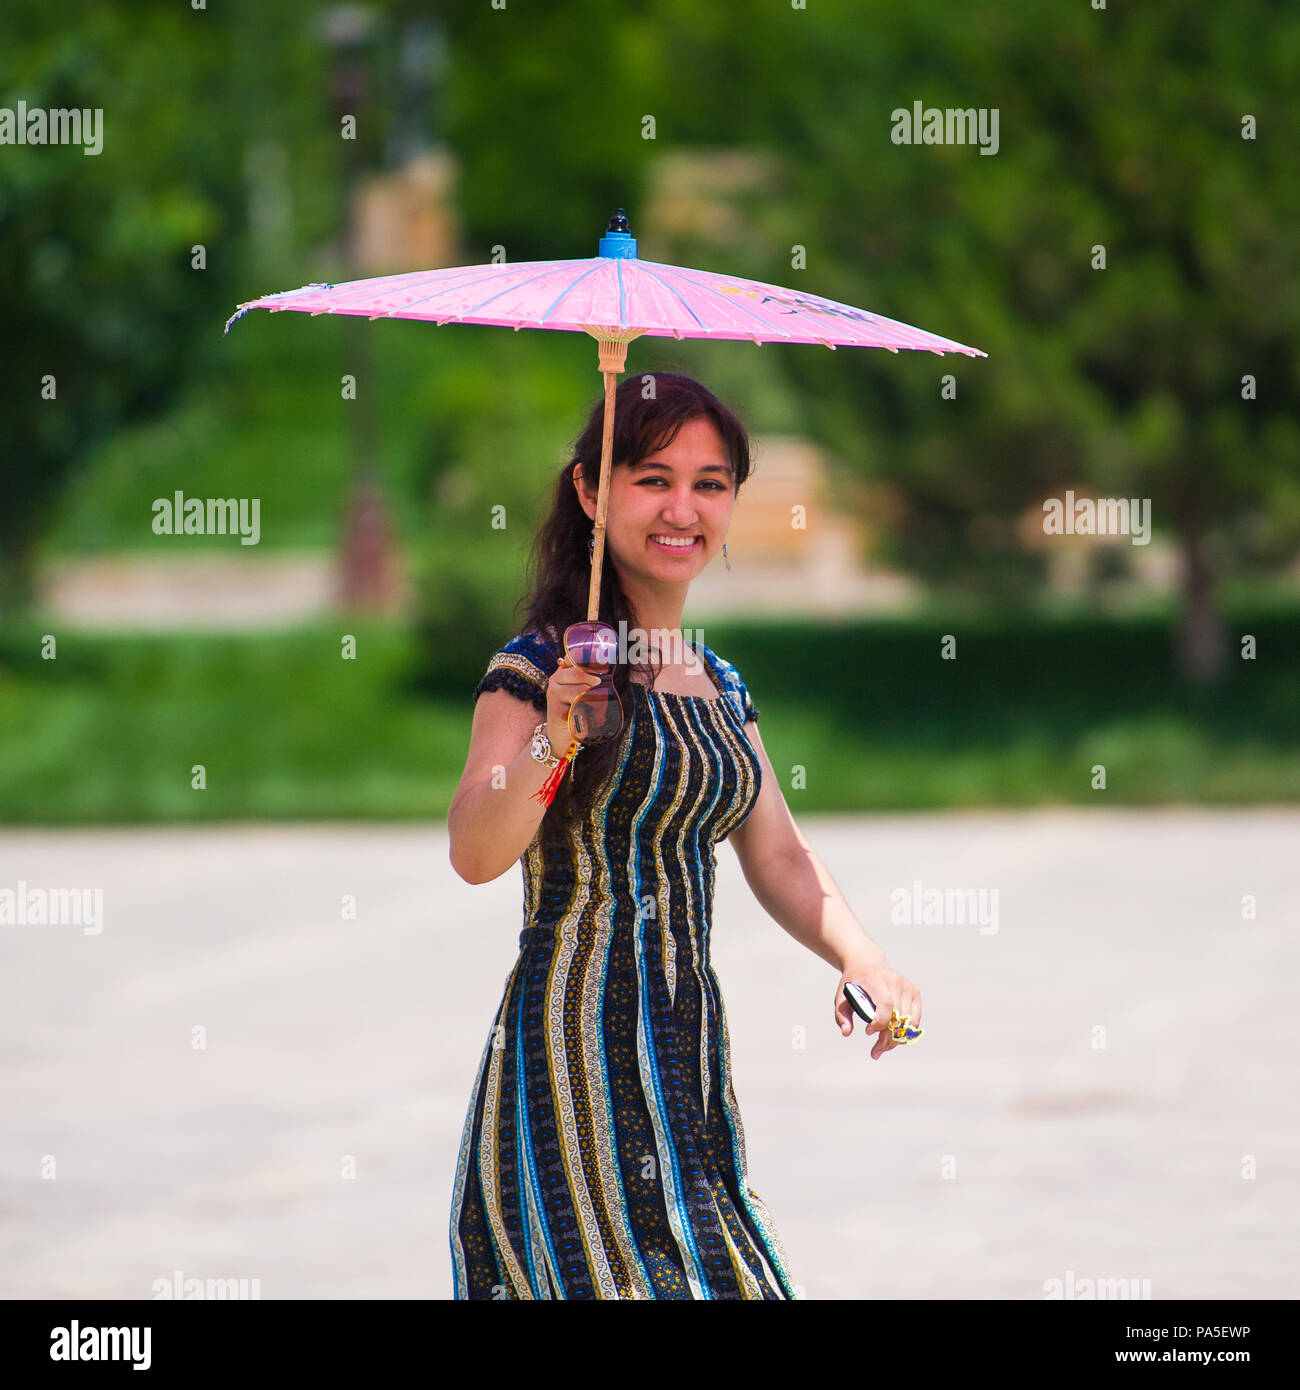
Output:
[33, 545, 930, 628]
[1, 810, 1296, 1300]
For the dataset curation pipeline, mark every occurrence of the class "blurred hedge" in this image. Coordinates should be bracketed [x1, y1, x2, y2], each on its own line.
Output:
[2, 599, 1297, 824]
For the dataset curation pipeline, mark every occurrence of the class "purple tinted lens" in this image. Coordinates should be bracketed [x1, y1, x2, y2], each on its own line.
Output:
[565, 621, 618, 671]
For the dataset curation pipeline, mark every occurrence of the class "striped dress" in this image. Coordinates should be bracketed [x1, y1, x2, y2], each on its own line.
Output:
[450, 627, 799, 1300]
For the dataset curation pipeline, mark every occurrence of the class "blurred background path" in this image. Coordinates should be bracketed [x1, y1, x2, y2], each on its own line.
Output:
[2, 809, 1295, 1300]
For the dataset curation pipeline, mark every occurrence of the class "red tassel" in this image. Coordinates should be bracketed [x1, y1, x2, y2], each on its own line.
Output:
[531, 737, 580, 808]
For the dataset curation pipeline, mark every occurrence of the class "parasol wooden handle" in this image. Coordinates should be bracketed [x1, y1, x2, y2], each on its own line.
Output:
[587, 336, 632, 621]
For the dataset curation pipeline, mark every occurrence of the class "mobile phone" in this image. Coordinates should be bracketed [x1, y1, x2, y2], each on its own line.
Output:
[842, 980, 878, 1024]
[843, 981, 923, 1040]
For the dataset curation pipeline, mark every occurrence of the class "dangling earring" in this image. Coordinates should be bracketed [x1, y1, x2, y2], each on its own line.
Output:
[722, 541, 731, 572]
[589, 528, 595, 559]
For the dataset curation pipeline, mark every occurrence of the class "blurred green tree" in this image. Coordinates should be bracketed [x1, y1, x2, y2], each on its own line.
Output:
[0, 3, 243, 609]
[0, 0, 347, 611]
[647, 0, 1299, 680]
[435, 0, 665, 261]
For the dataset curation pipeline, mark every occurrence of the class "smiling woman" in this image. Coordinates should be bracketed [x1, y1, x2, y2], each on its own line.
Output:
[496, 372, 755, 823]
[445, 372, 919, 1300]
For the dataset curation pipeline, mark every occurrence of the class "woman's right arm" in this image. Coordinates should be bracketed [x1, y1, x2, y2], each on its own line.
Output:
[447, 659, 599, 884]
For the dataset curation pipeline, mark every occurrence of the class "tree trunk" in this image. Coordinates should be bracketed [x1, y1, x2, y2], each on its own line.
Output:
[1174, 520, 1227, 683]
[0, 531, 36, 622]
[338, 476, 403, 612]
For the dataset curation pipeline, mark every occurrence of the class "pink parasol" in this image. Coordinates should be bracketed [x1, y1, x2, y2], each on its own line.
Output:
[225, 208, 986, 623]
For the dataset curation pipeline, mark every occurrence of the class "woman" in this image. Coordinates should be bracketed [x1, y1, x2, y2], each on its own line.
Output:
[447, 372, 921, 1300]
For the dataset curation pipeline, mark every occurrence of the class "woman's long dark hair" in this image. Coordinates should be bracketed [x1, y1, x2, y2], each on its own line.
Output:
[511, 371, 754, 842]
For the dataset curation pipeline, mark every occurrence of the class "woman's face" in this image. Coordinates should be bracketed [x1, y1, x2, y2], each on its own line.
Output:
[573, 414, 736, 589]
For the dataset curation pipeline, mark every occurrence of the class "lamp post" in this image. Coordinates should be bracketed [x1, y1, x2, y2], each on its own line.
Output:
[322, 5, 401, 613]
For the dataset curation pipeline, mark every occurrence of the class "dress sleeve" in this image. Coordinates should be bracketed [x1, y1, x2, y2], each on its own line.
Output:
[472, 629, 560, 714]
[700, 645, 760, 725]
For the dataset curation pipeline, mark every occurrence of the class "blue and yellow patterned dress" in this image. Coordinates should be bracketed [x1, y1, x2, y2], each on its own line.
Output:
[450, 627, 799, 1300]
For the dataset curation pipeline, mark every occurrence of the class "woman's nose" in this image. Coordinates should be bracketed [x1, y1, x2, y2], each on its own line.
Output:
[659, 492, 699, 525]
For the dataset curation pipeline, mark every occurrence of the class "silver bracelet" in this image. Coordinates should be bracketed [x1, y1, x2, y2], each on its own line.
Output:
[529, 722, 561, 769]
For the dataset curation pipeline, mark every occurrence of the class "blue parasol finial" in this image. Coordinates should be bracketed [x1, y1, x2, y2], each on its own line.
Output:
[598, 208, 637, 260]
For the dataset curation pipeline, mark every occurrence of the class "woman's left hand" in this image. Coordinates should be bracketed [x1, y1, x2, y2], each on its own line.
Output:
[834, 959, 922, 1061]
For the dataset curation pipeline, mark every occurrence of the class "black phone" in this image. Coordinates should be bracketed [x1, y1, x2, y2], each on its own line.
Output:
[842, 980, 878, 1024]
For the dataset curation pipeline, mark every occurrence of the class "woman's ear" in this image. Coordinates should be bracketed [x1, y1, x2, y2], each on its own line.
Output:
[572, 462, 596, 520]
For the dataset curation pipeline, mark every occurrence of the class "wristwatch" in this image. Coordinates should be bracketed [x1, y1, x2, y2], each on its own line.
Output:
[529, 722, 561, 769]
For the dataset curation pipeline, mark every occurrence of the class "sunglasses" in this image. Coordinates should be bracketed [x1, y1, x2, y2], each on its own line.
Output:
[563, 621, 623, 744]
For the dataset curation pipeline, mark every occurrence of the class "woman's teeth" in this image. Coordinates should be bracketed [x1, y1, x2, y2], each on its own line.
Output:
[650, 535, 700, 549]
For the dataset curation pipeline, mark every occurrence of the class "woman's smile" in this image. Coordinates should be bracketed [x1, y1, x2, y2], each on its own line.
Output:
[648, 533, 703, 554]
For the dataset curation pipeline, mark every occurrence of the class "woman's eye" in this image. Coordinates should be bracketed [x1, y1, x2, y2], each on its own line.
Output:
[638, 478, 726, 489]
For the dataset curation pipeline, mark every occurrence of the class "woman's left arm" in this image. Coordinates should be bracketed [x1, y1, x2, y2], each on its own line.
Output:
[729, 719, 921, 1060]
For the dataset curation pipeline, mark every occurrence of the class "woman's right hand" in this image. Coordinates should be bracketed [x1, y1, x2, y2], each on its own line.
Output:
[545, 656, 601, 755]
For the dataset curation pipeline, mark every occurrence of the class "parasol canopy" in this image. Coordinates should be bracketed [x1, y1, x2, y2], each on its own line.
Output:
[226, 209, 986, 620]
